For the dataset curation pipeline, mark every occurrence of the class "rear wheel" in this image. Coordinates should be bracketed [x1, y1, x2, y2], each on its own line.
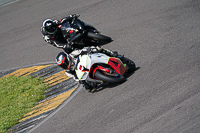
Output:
[94, 70, 126, 83]
[87, 32, 112, 42]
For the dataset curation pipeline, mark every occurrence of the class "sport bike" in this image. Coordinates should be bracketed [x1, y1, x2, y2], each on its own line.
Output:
[60, 15, 112, 46]
[73, 47, 136, 91]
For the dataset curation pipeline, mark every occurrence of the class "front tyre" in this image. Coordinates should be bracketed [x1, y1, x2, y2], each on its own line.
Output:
[122, 57, 136, 72]
[87, 32, 112, 42]
[94, 70, 126, 83]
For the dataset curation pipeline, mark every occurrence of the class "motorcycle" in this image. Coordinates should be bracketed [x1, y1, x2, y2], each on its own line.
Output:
[59, 15, 112, 46]
[73, 47, 136, 92]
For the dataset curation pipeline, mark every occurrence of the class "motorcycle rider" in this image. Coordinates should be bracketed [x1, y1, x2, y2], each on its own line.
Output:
[41, 14, 119, 56]
[41, 14, 79, 54]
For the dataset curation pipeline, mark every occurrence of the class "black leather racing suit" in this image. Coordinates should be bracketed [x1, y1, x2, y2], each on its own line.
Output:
[41, 15, 81, 54]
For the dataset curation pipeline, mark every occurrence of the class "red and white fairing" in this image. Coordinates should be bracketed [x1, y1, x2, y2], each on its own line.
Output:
[75, 53, 127, 81]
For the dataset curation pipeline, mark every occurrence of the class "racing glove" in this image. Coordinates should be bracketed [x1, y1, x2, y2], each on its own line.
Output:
[43, 35, 53, 44]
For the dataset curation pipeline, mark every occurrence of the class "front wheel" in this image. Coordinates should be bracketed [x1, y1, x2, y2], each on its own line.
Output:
[87, 32, 112, 42]
[94, 70, 126, 83]
[122, 57, 136, 72]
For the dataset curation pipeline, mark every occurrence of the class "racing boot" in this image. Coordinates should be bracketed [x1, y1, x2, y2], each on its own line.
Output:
[100, 48, 124, 60]
[96, 46, 117, 57]
[97, 46, 124, 61]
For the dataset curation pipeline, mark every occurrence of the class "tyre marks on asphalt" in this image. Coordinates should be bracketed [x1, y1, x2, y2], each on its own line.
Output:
[0, 63, 79, 133]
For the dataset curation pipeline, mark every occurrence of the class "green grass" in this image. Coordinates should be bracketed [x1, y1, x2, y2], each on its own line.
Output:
[0, 76, 48, 133]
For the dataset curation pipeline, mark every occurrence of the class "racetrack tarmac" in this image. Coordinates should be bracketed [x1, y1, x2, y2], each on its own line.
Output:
[1, 0, 200, 133]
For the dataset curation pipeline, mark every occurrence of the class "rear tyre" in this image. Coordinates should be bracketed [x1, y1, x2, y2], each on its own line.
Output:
[94, 70, 126, 83]
[87, 32, 112, 42]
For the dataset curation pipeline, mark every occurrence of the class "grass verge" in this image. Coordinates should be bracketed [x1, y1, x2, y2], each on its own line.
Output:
[0, 76, 48, 133]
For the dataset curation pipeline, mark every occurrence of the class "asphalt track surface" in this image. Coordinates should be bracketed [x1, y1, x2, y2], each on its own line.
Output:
[1, 0, 200, 133]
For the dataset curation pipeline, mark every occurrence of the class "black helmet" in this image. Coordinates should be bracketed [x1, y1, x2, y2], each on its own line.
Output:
[56, 52, 72, 70]
[43, 19, 56, 34]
